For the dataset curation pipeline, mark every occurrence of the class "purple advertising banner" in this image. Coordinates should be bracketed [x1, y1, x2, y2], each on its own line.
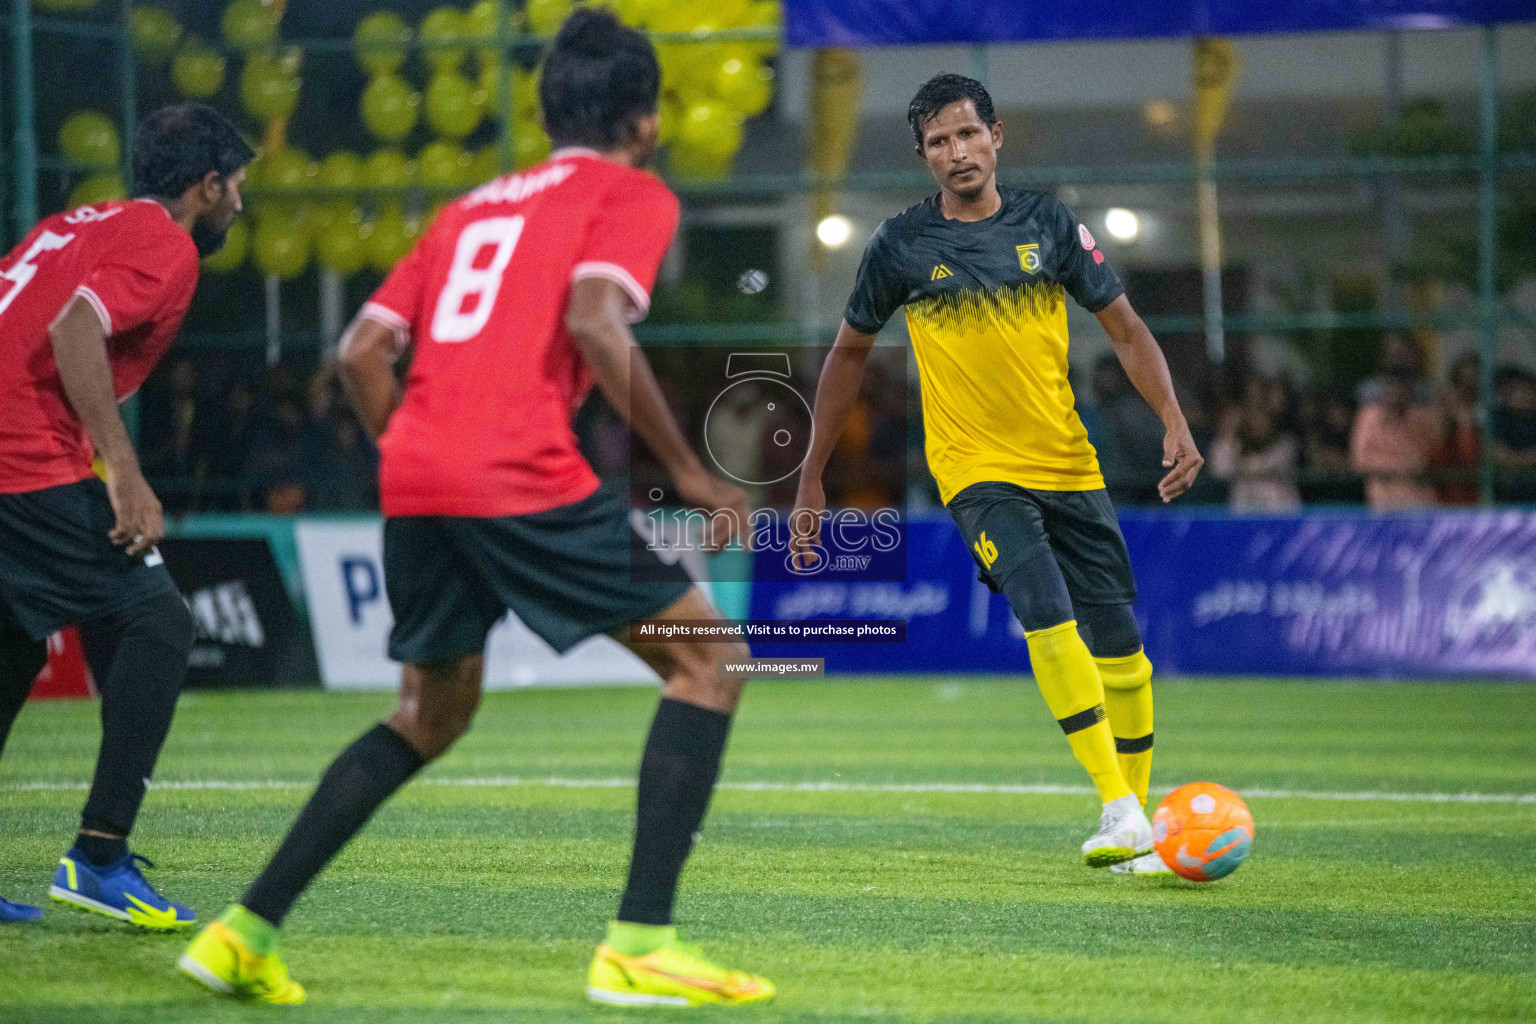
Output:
[749, 511, 1536, 679]
[784, 0, 1532, 48]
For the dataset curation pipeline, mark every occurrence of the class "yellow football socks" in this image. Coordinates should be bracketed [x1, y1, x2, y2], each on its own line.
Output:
[1097, 649, 1155, 807]
[1025, 621, 1133, 804]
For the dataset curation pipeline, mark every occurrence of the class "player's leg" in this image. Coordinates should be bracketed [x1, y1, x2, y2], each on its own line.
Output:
[181, 517, 500, 1003]
[0, 479, 198, 926]
[0, 603, 47, 759]
[48, 592, 197, 929]
[1037, 487, 1162, 870]
[1076, 603, 1154, 807]
[0, 604, 49, 922]
[947, 484, 1135, 824]
[588, 586, 772, 1007]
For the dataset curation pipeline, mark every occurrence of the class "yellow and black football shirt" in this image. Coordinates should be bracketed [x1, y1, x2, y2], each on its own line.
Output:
[844, 187, 1123, 503]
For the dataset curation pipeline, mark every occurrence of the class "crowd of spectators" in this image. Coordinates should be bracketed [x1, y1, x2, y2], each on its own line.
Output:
[138, 357, 378, 515]
[1085, 333, 1536, 511]
[137, 332, 1536, 517]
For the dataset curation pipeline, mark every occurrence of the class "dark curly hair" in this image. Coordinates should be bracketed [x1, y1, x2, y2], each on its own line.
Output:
[907, 73, 997, 149]
[132, 103, 253, 200]
[540, 7, 661, 150]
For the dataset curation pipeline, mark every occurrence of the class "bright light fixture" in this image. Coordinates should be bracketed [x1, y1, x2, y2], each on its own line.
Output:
[1105, 208, 1139, 242]
[816, 214, 852, 248]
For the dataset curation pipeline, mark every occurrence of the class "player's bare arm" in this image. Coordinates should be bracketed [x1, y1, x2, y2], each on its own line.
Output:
[791, 320, 878, 566]
[337, 316, 404, 441]
[565, 276, 748, 547]
[49, 296, 161, 556]
[1095, 294, 1203, 502]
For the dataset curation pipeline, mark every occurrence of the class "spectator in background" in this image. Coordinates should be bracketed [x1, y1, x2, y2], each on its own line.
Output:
[298, 368, 379, 511]
[1092, 354, 1165, 505]
[1351, 370, 1439, 509]
[1210, 395, 1302, 511]
[1491, 366, 1536, 503]
[138, 357, 212, 513]
[1434, 352, 1481, 505]
[1357, 332, 1432, 407]
[201, 379, 258, 511]
[248, 391, 307, 513]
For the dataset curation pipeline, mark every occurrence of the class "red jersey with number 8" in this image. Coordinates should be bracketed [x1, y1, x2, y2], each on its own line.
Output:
[0, 200, 199, 494]
[363, 148, 680, 518]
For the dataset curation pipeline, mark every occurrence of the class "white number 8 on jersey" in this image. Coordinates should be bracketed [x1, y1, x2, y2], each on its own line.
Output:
[429, 215, 525, 343]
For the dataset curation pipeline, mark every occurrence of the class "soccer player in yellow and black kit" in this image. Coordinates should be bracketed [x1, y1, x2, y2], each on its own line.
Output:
[793, 74, 1204, 874]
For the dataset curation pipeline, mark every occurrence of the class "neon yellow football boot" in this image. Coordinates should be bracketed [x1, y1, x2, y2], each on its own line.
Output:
[177, 906, 306, 1005]
[587, 925, 774, 1008]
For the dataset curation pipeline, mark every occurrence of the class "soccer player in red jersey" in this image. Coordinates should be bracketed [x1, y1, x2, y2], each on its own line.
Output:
[0, 104, 250, 926]
[180, 11, 773, 1008]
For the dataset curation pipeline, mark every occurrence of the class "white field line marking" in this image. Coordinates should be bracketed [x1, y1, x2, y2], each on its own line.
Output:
[2, 777, 1534, 804]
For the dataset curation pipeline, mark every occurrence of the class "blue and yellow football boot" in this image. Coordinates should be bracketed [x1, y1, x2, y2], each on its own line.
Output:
[50, 849, 195, 930]
[1, 895, 43, 923]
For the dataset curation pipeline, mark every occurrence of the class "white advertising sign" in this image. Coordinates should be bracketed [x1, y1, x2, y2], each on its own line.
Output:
[295, 520, 672, 690]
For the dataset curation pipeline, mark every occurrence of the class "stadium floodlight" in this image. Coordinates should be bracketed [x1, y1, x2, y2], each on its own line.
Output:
[1105, 208, 1139, 242]
[816, 214, 853, 248]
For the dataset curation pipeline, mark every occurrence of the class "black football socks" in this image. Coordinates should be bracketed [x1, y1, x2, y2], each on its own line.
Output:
[617, 697, 733, 926]
[243, 723, 425, 926]
[76, 593, 194, 856]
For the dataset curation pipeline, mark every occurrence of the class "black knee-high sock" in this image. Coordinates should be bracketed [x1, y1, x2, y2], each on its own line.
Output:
[242, 724, 425, 926]
[0, 623, 48, 759]
[75, 593, 194, 863]
[617, 698, 732, 926]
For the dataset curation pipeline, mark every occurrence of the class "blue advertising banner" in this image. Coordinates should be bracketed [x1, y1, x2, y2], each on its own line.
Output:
[749, 511, 1536, 679]
[784, 1, 1533, 48]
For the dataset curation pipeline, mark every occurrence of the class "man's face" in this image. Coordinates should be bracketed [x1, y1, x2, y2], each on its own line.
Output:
[917, 99, 1002, 201]
[191, 167, 245, 257]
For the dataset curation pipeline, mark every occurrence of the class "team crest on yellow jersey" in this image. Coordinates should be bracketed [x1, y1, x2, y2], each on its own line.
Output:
[930, 264, 952, 281]
[1016, 243, 1041, 274]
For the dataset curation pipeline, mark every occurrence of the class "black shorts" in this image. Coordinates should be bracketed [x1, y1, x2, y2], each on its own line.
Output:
[0, 477, 180, 641]
[384, 483, 694, 665]
[946, 482, 1137, 606]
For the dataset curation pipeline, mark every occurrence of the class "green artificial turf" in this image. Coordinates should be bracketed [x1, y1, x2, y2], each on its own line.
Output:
[2, 678, 1534, 1023]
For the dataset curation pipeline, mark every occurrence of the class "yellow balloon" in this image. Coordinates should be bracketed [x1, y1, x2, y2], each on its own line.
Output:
[59, 111, 120, 169]
[419, 6, 468, 73]
[254, 147, 314, 189]
[363, 149, 416, 190]
[426, 72, 488, 140]
[172, 39, 226, 99]
[525, 0, 571, 33]
[317, 151, 364, 192]
[253, 211, 310, 280]
[742, 0, 781, 59]
[222, 0, 279, 52]
[367, 207, 421, 272]
[361, 75, 420, 142]
[309, 153, 364, 233]
[513, 123, 551, 169]
[316, 210, 370, 276]
[469, 145, 502, 184]
[202, 216, 249, 273]
[677, 101, 742, 161]
[418, 140, 472, 190]
[68, 173, 125, 208]
[353, 11, 410, 78]
[129, 6, 183, 65]
[241, 53, 302, 123]
[713, 57, 773, 117]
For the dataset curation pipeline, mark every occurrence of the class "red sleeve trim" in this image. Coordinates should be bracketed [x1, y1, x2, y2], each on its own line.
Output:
[571, 261, 650, 323]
